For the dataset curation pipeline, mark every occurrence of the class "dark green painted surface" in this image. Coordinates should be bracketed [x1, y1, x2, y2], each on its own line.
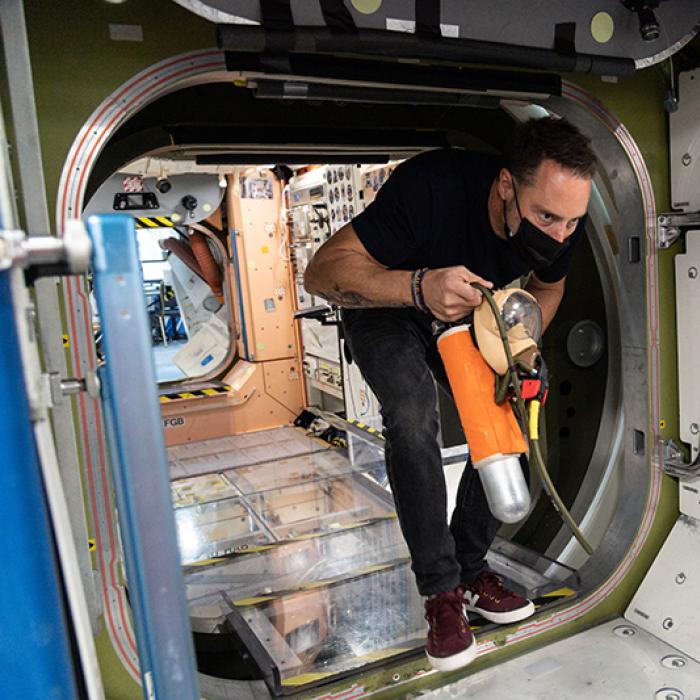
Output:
[574, 70, 680, 447]
[94, 617, 141, 700]
[23, 0, 215, 223]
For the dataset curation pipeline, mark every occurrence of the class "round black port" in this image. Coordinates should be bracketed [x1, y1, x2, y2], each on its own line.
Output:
[181, 194, 198, 211]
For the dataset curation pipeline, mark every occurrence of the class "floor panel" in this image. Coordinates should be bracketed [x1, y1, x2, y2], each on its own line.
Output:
[418, 618, 700, 699]
[170, 426, 580, 696]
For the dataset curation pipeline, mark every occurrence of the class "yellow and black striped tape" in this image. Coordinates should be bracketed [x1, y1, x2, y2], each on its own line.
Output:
[134, 216, 174, 229]
[533, 586, 577, 606]
[279, 587, 578, 689]
[159, 385, 232, 403]
[347, 418, 385, 440]
[182, 514, 398, 570]
[282, 649, 404, 687]
[283, 650, 405, 687]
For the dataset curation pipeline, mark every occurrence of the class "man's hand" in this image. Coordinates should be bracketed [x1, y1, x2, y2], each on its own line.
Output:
[422, 266, 493, 322]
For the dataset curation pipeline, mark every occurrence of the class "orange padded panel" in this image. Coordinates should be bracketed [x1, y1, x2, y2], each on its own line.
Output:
[437, 325, 526, 465]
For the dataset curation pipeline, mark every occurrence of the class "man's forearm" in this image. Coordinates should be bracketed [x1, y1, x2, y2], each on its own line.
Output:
[305, 251, 414, 309]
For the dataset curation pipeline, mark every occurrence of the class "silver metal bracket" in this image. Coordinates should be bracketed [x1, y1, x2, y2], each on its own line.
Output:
[42, 370, 101, 408]
[657, 212, 700, 249]
[662, 438, 700, 478]
[0, 220, 92, 272]
[665, 227, 700, 480]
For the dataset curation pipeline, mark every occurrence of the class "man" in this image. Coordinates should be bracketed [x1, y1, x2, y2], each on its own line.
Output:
[304, 116, 595, 672]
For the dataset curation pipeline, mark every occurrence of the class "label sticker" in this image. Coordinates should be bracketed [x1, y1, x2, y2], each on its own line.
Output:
[109, 24, 144, 42]
[163, 416, 186, 428]
[240, 176, 273, 199]
[122, 176, 143, 192]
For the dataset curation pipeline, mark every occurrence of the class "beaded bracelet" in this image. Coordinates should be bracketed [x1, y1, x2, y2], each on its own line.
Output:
[410, 269, 421, 309]
[411, 267, 429, 313]
[416, 267, 429, 312]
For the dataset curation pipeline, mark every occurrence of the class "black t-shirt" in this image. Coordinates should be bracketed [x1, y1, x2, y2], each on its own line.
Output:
[352, 148, 583, 287]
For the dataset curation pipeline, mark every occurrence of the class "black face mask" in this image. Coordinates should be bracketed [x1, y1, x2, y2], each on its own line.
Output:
[504, 184, 570, 269]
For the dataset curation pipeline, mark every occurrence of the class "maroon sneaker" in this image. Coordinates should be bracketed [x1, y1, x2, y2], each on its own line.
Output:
[424, 587, 477, 672]
[463, 571, 535, 625]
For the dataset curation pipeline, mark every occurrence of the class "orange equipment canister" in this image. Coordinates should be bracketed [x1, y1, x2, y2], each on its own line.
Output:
[437, 324, 531, 524]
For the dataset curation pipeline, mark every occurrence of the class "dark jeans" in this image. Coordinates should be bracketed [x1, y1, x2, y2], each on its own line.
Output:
[343, 307, 501, 596]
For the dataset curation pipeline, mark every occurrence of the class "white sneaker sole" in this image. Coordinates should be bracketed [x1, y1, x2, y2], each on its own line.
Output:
[466, 599, 535, 625]
[426, 639, 478, 672]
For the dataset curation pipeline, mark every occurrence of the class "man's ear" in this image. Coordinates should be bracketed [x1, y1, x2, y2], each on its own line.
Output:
[497, 168, 514, 200]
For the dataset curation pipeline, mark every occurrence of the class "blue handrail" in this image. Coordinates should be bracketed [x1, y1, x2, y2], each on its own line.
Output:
[88, 214, 200, 700]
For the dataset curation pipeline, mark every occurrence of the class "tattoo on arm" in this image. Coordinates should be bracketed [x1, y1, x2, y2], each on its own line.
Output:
[315, 284, 411, 309]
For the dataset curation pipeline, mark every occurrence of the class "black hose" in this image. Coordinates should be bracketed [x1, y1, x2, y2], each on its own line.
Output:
[471, 282, 593, 555]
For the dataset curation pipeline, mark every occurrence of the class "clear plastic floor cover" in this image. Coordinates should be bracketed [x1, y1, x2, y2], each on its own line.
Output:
[169, 426, 578, 694]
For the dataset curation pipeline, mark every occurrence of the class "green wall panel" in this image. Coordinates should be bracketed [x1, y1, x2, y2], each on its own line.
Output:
[24, 0, 215, 221]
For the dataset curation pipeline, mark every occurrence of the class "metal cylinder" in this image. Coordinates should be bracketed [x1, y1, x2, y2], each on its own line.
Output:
[475, 453, 531, 524]
[22, 235, 66, 264]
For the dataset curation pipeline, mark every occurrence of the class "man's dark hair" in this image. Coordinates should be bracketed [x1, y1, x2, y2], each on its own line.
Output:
[506, 116, 596, 186]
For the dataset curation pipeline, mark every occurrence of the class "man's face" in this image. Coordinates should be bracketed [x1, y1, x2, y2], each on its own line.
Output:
[500, 159, 592, 242]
